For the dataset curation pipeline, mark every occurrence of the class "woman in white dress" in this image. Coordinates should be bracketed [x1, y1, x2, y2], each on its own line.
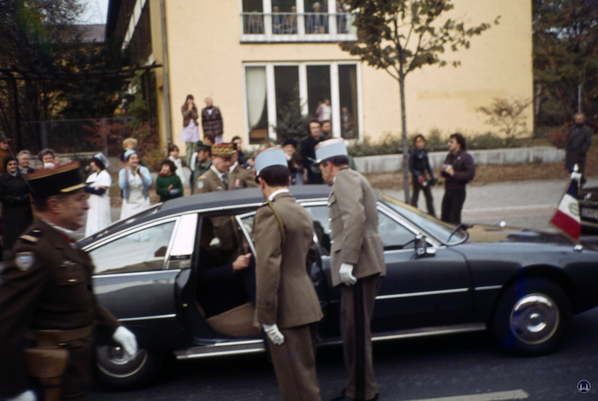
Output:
[119, 150, 152, 219]
[84, 153, 112, 236]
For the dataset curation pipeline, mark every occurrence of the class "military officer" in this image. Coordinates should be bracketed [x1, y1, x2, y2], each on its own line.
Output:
[196, 143, 235, 193]
[253, 147, 323, 401]
[228, 146, 258, 189]
[0, 162, 137, 401]
[315, 139, 385, 401]
[190, 142, 212, 194]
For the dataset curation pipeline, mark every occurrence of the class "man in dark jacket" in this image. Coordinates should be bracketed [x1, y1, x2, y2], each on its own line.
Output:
[201, 97, 224, 144]
[409, 134, 436, 217]
[565, 113, 593, 182]
[440, 133, 475, 225]
[300, 119, 324, 184]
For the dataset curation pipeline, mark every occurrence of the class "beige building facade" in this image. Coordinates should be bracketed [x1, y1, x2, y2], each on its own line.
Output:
[109, 0, 533, 149]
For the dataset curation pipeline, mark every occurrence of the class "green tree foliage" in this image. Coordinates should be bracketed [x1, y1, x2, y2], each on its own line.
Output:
[273, 85, 311, 142]
[339, 0, 496, 201]
[533, 0, 598, 128]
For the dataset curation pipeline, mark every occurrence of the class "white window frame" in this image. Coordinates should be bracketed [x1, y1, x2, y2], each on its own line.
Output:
[242, 61, 363, 148]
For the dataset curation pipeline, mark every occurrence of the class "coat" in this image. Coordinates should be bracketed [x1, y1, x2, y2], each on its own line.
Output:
[201, 106, 223, 137]
[85, 170, 112, 237]
[0, 219, 121, 398]
[300, 135, 324, 184]
[409, 147, 435, 180]
[565, 124, 593, 172]
[118, 166, 152, 201]
[229, 162, 258, 189]
[156, 173, 184, 203]
[328, 169, 386, 287]
[182, 104, 199, 127]
[197, 167, 229, 193]
[441, 150, 475, 190]
[254, 191, 323, 329]
[0, 171, 33, 250]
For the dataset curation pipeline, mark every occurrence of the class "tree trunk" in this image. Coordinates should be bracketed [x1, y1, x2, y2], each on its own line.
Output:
[399, 74, 410, 203]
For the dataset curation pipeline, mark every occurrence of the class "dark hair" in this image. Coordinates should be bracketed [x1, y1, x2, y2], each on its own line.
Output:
[38, 148, 55, 162]
[307, 119, 321, 133]
[231, 136, 241, 142]
[167, 143, 179, 153]
[450, 133, 466, 151]
[324, 155, 350, 167]
[90, 157, 106, 171]
[160, 159, 177, 173]
[3, 155, 15, 170]
[413, 134, 426, 144]
[0, 137, 8, 144]
[186, 94, 194, 102]
[282, 137, 297, 148]
[32, 194, 68, 212]
[204, 132, 216, 143]
[321, 120, 331, 126]
[259, 165, 290, 187]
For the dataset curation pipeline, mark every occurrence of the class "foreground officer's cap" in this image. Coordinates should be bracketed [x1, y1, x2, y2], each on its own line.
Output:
[94, 152, 109, 168]
[254, 147, 288, 178]
[314, 138, 348, 164]
[28, 161, 85, 200]
[212, 143, 236, 158]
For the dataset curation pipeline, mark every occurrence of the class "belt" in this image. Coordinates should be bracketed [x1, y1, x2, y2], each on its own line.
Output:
[25, 325, 94, 343]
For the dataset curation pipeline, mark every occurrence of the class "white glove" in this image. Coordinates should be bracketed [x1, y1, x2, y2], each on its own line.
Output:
[263, 324, 284, 345]
[112, 326, 138, 358]
[8, 390, 36, 401]
[340, 263, 357, 286]
[571, 171, 582, 182]
[209, 237, 221, 249]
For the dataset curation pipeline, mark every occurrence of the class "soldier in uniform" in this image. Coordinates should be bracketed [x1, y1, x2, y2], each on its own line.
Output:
[315, 139, 385, 401]
[253, 147, 323, 401]
[0, 162, 138, 401]
[190, 142, 212, 194]
[197, 143, 235, 193]
[228, 145, 258, 189]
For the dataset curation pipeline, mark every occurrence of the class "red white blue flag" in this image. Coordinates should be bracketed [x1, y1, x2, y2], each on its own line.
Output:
[550, 178, 581, 241]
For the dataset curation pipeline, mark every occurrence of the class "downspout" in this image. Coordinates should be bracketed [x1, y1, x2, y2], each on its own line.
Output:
[160, 0, 172, 143]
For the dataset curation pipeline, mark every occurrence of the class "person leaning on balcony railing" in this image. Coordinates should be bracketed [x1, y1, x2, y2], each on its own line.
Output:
[286, 6, 297, 34]
[272, 6, 285, 34]
[308, 2, 327, 34]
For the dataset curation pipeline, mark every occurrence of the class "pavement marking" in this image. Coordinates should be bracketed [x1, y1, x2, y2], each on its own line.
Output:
[465, 204, 554, 212]
[403, 389, 529, 401]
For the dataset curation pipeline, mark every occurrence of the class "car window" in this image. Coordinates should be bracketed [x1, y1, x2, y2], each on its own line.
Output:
[378, 212, 416, 250]
[90, 221, 176, 275]
[304, 205, 331, 256]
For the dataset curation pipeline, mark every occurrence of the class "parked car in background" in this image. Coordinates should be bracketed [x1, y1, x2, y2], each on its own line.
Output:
[78, 186, 598, 390]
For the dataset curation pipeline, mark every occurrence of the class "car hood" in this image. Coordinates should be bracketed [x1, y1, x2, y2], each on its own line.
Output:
[464, 224, 575, 245]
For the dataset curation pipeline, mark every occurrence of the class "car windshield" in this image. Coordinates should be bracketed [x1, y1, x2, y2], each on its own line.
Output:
[381, 194, 467, 245]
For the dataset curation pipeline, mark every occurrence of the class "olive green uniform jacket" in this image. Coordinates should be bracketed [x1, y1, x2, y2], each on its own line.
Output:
[0, 219, 120, 398]
[229, 162, 258, 189]
[197, 167, 229, 193]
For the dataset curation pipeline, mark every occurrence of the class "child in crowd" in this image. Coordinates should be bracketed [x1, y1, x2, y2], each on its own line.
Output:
[120, 138, 138, 167]
[156, 159, 184, 203]
[409, 134, 436, 217]
[168, 143, 187, 188]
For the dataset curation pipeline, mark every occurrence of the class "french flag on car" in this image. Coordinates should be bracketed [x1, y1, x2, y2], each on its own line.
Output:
[550, 177, 581, 241]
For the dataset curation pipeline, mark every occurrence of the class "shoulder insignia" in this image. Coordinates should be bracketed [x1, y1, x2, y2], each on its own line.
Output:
[15, 252, 35, 271]
[198, 175, 206, 180]
[20, 229, 42, 244]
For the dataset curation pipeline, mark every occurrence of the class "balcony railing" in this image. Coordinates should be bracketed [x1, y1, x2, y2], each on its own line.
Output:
[240, 12, 357, 42]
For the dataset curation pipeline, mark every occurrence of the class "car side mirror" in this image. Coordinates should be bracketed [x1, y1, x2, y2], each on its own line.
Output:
[415, 234, 436, 258]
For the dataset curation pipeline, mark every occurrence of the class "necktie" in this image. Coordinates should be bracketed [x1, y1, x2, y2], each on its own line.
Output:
[222, 173, 228, 188]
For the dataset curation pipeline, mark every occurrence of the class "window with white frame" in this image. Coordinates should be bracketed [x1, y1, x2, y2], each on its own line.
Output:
[240, 0, 357, 42]
[244, 63, 361, 145]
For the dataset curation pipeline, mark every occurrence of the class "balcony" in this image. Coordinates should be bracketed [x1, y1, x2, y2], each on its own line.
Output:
[240, 12, 357, 43]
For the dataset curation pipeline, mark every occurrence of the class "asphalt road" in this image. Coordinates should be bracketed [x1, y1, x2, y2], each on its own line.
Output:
[88, 178, 598, 400]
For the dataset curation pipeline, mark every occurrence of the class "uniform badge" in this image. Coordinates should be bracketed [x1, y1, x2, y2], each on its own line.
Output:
[15, 252, 35, 271]
[198, 181, 205, 189]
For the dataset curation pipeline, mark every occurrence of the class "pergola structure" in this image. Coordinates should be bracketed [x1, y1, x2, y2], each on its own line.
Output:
[0, 63, 161, 149]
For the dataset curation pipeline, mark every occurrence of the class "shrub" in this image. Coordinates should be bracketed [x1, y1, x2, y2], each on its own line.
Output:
[468, 132, 515, 150]
[549, 126, 569, 149]
[477, 98, 532, 146]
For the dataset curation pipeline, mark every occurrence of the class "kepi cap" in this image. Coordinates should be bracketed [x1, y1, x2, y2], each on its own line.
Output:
[254, 147, 288, 178]
[94, 153, 109, 168]
[195, 141, 212, 152]
[28, 161, 85, 200]
[211, 143, 236, 158]
[314, 138, 348, 164]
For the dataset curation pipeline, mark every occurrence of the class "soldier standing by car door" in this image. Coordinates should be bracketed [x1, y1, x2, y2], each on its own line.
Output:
[315, 138, 386, 401]
[0, 162, 137, 401]
[253, 147, 324, 401]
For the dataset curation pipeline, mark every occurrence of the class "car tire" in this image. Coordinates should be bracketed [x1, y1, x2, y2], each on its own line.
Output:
[96, 345, 165, 390]
[491, 277, 571, 356]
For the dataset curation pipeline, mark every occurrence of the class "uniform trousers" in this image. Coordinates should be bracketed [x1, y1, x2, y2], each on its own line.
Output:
[410, 179, 436, 217]
[340, 274, 382, 401]
[441, 187, 466, 225]
[268, 323, 321, 401]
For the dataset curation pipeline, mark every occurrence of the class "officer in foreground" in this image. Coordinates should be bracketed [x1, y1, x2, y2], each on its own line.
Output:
[0, 162, 137, 401]
[315, 139, 385, 401]
[253, 147, 323, 401]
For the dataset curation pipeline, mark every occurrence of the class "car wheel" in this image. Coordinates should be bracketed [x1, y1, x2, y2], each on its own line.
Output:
[491, 277, 571, 356]
[96, 345, 164, 390]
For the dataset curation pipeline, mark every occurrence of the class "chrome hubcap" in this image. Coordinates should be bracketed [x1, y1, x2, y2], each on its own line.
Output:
[96, 346, 147, 378]
[510, 293, 559, 345]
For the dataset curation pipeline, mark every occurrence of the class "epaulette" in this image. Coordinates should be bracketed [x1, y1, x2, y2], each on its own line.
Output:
[20, 228, 43, 244]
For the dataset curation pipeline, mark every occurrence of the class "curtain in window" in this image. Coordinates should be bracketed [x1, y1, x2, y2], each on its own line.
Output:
[246, 66, 267, 129]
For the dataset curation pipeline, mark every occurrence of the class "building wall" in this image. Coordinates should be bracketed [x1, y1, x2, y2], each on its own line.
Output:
[150, 0, 532, 150]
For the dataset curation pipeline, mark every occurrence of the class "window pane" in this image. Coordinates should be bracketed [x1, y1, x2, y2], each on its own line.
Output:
[90, 222, 176, 274]
[304, 206, 331, 255]
[304, 0, 328, 34]
[274, 66, 300, 141]
[338, 64, 358, 139]
[242, 0, 264, 34]
[307, 65, 331, 123]
[378, 212, 415, 250]
[272, 0, 297, 34]
[246, 66, 269, 144]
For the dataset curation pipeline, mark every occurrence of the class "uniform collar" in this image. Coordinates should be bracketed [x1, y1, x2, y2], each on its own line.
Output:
[268, 188, 290, 201]
[229, 161, 238, 173]
[210, 165, 227, 182]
